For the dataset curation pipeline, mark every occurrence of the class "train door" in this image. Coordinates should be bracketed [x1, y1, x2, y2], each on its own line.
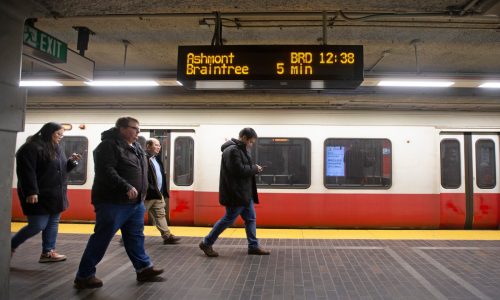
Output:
[168, 132, 195, 225]
[471, 134, 499, 228]
[440, 133, 500, 229]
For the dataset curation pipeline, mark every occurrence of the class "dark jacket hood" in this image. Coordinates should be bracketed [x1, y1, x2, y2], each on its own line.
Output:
[100, 127, 145, 156]
[101, 127, 120, 141]
[221, 138, 241, 152]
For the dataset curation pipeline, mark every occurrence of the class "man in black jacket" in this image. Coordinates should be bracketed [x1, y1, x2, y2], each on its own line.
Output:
[74, 117, 163, 289]
[199, 128, 270, 257]
[145, 138, 180, 244]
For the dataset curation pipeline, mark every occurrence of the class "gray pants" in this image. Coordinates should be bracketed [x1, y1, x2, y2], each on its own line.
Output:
[144, 197, 171, 237]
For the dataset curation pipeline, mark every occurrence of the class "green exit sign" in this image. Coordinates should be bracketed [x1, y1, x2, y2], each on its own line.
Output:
[23, 25, 67, 63]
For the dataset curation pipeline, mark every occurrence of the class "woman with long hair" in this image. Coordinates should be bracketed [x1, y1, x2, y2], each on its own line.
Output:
[12, 122, 81, 262]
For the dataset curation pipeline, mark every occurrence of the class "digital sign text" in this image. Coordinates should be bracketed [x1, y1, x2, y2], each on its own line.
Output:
[177, 45, 364, 89]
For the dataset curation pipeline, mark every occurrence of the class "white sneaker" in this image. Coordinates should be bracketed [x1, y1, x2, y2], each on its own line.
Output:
[39, 250, 67, 263]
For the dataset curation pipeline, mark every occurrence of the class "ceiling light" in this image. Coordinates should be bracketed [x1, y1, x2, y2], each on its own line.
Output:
[19, 80, 63, 87]
[479, 82, 500, 88]
[85, 80, 159, 87]
[194, 80, 245, 89]
[378, 80, 455, 87]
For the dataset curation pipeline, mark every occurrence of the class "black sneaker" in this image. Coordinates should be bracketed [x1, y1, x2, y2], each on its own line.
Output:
[163, 234, 181, 244]
[136, 267, 164, 282]
[199, 241, 219, 257]
[248, 248, 271, 255]
[74, 276, 103, 289]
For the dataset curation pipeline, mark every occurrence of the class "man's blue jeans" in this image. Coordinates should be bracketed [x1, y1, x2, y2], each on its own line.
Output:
[76, 202, 152, 279]
[204, 199, 259, 249]
[11, 213, 61, 253]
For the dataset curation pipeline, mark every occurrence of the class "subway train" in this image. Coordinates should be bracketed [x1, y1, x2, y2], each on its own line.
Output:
[11, 109, 500, 229]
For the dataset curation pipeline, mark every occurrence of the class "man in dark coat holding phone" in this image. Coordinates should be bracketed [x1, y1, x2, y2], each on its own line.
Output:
[199, 127, 270, 257]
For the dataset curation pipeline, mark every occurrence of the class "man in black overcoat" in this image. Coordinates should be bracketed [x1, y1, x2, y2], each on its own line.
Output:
[199, 127, 270, 257]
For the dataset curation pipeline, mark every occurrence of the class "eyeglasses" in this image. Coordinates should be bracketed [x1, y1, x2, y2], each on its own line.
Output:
[127, 126, 140, 132]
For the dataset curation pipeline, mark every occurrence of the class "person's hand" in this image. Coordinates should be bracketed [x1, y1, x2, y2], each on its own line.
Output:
[256, 164, 264, 173]
[70, 153, 82, 161]
[127, 187, 138, 199]
[26, 194, 38, 204]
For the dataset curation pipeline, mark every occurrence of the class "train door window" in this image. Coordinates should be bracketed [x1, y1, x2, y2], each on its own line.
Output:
[59, 136, 88, 185]
[150, 130, 170, 170]
[324, 139, 391, 188]
[475, 139, 496, 189]
[173, 137, 194, 186]
[440, 139, 461, 189]
[251, 138, 311, 188]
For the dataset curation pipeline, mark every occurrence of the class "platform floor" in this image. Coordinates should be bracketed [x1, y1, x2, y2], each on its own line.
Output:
[9, 224, 500, 300]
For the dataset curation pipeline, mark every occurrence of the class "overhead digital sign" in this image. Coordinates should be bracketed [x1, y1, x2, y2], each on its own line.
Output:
[177, 45, 363, 89]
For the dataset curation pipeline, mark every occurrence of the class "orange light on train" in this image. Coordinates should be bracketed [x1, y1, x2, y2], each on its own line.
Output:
[79, 124, 86, 130]
[272, 138, 289, 142]
[61, 123, 72, 131]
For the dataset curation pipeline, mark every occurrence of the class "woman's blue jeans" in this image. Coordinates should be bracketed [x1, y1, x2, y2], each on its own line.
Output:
[204, 199, 259, 249]
[11, 213, 61, 253]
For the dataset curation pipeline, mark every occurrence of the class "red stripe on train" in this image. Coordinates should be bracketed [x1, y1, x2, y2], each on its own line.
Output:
[12, 189, 500, 228]
[473, 193, 500, 229]
[12, 189, 94, 222]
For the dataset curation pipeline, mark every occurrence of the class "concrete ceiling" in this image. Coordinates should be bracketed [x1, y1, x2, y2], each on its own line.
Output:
[21, 0, 500, 110]
[24, 0, 500, 74]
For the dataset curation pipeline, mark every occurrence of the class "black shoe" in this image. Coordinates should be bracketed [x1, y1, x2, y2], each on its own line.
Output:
[163, 234, 181, 244]
[248, 248, 271, 255]
[199, 241, 219, 257]
[137, 267, 164, 282]
[74, 276, 103, 289]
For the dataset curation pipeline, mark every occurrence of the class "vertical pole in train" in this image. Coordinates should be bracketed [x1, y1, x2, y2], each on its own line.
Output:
[0, 1, 32, 299]
[464, 133, 474, 229]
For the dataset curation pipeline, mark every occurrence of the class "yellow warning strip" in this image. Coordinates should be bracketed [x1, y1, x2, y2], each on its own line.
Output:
[11, 222, 500, 240]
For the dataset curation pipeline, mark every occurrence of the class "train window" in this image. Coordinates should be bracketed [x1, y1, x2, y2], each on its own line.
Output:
[440, 139, 461, 189]
[324, 139, 391, 189]
[476, 139, 496, 189]
[59, 136, 88, 185]
[173, 137, 194, 186]
[251, 138, 311, 188]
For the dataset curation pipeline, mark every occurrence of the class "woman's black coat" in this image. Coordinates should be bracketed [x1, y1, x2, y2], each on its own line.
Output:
[16, 142, 76, 215]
